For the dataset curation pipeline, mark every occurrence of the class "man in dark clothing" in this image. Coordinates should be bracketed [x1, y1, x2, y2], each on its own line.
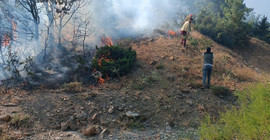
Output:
[203, 47, 214, 89]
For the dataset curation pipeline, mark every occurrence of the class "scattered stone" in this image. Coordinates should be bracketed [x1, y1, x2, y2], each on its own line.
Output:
[61, 122, 69, 131]
[149, 60, 157, 65]
[169, 56, 174, 61]
[2, 103, 18, 107]
[108, 105, 114, 114]
[143, 96, 151, 101]
[125, 111, 140, 118]
[185, 100, 193, 106]
[197, 104, 205, 111]
[181, 89, 190, 93]
[91, 113, 97, 121]
[100, 119, 109, 126]
[23, 132, 31, 136]
[83, 125, 99, 136]
[76, 112, 88, 121]
[61, 120, 77, 131]
[0, 115, 11, 122]
[99, 128, 108, 139]
[135, 91, 141, 96]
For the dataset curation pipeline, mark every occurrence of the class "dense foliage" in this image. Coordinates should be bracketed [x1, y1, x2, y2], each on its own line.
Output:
[92, 45, 136, 78]
[195, 0, 252, 47]
[200, 84, 270, 139]
[252, 16, 270, 43]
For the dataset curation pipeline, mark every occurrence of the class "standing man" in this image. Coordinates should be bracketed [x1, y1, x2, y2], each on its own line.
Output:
[203, 47, 214, 89]
[180, 17, 193, 47]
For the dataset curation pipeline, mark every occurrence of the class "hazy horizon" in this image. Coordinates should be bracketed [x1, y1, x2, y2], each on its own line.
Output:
[245, 0, 270, 18]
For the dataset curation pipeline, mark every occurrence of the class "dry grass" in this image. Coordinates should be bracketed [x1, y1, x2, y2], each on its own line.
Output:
[233, 67, 258, 82]
[62, 81, 84, 93]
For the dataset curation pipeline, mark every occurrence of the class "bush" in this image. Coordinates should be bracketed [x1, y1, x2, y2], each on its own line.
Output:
[92, 45, 136, 78]
[200, 84, 270, 139]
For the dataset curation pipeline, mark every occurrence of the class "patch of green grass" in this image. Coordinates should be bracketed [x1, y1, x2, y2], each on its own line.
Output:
[200, 84, 270, 139]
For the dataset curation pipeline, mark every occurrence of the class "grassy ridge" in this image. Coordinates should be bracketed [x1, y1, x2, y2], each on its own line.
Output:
[199, 84, 270, 139]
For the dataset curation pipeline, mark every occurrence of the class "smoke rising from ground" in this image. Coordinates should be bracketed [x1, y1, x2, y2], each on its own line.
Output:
[92, 0, 191, 39]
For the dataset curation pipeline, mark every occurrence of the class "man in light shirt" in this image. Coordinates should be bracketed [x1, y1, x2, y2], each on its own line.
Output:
[203, 47, 214, 89]
[180, 17, 193, 47]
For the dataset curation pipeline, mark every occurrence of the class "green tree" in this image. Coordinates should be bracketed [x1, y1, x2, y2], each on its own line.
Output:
[195, 0, 252, 47]
[253, 16, 270, 43]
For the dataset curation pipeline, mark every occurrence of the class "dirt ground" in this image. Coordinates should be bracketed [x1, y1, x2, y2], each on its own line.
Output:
[0, 31, 269, 139]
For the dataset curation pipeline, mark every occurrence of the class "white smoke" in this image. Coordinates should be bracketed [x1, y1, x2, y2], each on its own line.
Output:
[92, 0, 189, 38]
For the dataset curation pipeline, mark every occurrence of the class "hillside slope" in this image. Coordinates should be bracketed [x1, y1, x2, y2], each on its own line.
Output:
[0, 31, 269, 139]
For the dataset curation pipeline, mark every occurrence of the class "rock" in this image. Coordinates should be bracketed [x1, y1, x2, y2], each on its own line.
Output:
[99, 128, 108, 139]
[181, 89, 190, 93]
[23, 132, 31, 136]
[0, 115, 11, 122]
[125, 111, 140, 118]
[135, 91, 141, 96]
[100, 119, 109, 126]
[108, 105, 114, 114]
[91, 113, 97, 121]
[185, 100, 193, 106]
[197, 104, 205, 111]
[61, 120, 77, 131]
[169, 56, 174, 61]
[61, 122, 69, 131]
[2, 103, 18, 107]
[83, 125, 99, 136]
[76, 112, 88, 121]
[149, 60, 157, 65]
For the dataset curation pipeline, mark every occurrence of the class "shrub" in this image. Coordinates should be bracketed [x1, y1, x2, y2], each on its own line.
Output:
[92, 45, 136, 78]
[200, 84, 270, 139]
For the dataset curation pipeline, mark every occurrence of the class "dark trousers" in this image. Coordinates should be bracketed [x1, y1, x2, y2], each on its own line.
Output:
[203, 65, 213, 88]
[180, 30, 187, 47]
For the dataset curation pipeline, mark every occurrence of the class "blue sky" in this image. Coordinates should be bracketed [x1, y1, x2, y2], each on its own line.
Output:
[245, 0, 270, 18]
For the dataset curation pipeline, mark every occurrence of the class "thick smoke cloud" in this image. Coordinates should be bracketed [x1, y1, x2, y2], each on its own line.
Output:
[92, 0, 191, 39]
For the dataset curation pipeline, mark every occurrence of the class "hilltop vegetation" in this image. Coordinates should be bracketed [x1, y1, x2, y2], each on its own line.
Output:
[195, 0, 270, 47]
